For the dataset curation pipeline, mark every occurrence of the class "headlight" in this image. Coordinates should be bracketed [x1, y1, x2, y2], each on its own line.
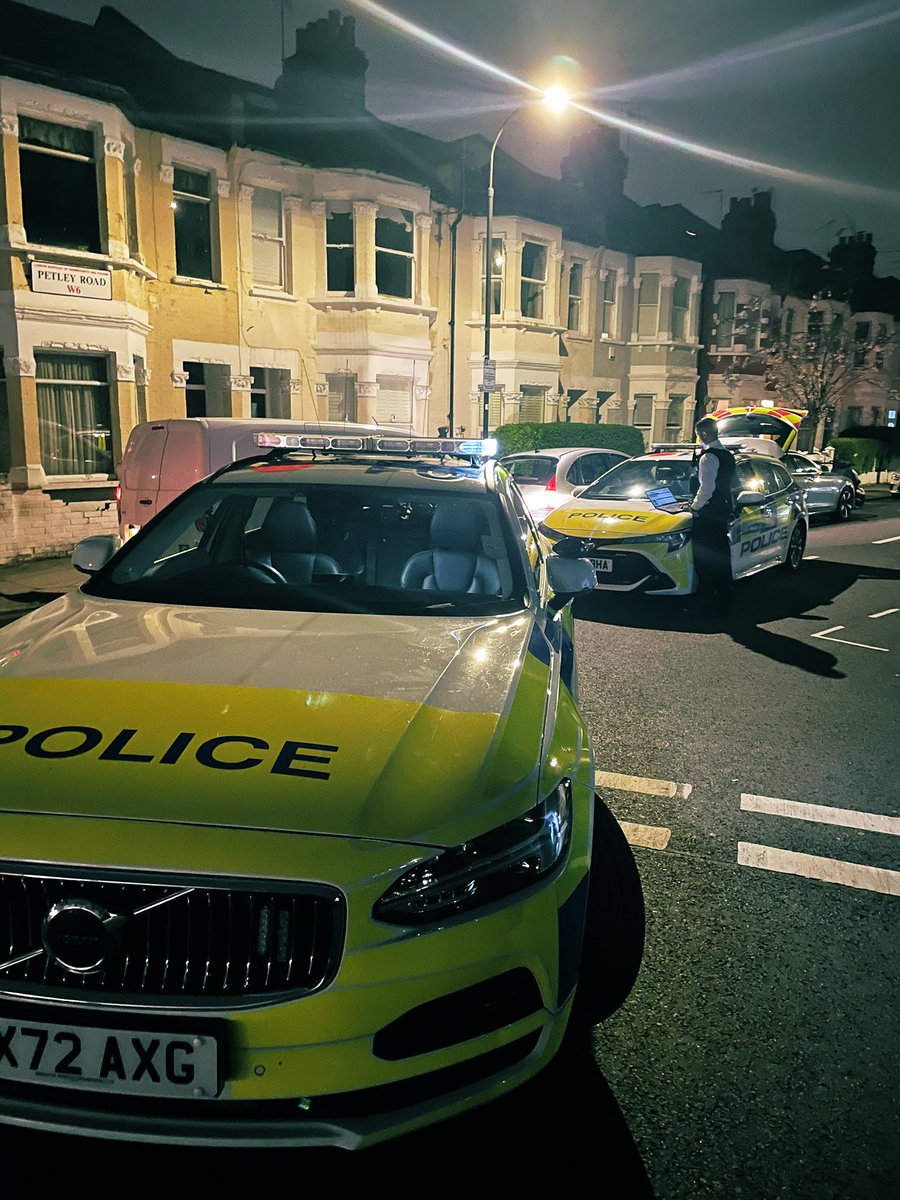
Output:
[612, 529, 691, 552]
[374, 782, 573, 926]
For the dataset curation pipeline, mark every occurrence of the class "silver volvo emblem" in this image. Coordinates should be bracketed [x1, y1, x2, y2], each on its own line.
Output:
[42, 899, 119, 973]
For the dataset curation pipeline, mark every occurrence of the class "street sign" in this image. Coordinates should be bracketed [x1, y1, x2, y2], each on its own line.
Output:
[31, 262, 112, 300]
[482, 359, 496, 390]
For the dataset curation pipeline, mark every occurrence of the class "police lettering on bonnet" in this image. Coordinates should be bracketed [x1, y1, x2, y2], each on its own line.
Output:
[0, 723, 338, 778]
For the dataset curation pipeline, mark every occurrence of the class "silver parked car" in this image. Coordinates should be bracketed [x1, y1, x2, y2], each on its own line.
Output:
[782, 452, 863, 521]
[498, 446, 631, 523]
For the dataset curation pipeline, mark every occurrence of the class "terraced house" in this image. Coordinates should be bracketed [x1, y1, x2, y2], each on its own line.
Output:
[1, 2, 897, 561]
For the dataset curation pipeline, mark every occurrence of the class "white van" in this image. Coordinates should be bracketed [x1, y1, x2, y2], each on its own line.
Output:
[117, 418, 411, 540]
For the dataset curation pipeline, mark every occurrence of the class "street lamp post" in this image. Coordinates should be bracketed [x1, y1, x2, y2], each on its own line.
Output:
[481, 88, 569, 438]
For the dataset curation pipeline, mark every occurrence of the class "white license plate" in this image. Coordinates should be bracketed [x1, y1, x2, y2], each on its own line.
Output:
[0, 1016, 219, 1099]
[590, 557, 614, 574]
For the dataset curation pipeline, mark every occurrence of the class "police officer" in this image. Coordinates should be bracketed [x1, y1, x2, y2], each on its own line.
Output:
[690, 415, 737, 612]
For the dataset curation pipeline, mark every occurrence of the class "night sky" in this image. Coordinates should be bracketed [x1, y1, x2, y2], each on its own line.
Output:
[23, 0, 900, 272]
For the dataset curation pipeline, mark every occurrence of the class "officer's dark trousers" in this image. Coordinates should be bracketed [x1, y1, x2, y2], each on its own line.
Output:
[692, 511, 732, 607]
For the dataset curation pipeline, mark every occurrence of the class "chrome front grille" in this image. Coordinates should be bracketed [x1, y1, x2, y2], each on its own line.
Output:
[0, 867, 344, 1005]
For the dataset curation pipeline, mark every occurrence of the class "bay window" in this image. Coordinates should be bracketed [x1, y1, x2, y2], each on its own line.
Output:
[18, 117, 101, 252]
[671, 277, 690, 340]
[521, 241, 547, 319]
[375, 206, 414, 299]
[482, 237, 503, 315]
[567, 262, 584, 331]
[637, 273, 659, 338]
[35, 353, 112, 477]
[326, 205, 354, 292]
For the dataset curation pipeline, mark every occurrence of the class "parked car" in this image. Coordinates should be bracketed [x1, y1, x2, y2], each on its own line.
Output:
[498, 446, 631, 523]
[782, 452, 864, 521]
[540, 447, 809, 596]
[0, 431, 644, 1150]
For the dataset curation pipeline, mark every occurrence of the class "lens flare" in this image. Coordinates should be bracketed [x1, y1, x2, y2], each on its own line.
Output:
[343, 0, 900, 207]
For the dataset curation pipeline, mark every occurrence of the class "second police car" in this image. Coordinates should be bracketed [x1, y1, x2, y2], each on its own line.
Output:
[539, 445, 808, 596]
[0, 433, 644, 1150]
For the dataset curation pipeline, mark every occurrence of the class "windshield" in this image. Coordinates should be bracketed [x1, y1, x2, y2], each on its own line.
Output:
[84, 479, 527, 617]
[581, 457, 694, 501]
[716, 413, 795, 447]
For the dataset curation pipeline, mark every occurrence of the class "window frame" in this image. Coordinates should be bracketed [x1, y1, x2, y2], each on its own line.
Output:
[671, 277, 691, 341]
[481, 236, 504, 316]
[172, 166, 216, 282]
[325, 204, 355, 294]
[600, 270, 617, 337]
[520, 240, 548, 321]
[637, 273, 660, 339]
[374, 206, 415, 300]
[566, 261, 584, 333]
[18, 116, 102, 253]
[250, 187, 286, 292]
[33, 351, 113, 478]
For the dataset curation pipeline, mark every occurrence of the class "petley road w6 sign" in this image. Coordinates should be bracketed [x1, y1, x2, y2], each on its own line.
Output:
[31, 262, 112, 300]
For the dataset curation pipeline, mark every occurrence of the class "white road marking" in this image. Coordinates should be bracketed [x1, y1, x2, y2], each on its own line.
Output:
[741, 794, 900, 836]
[619, 821, 672, 850]
[738, 843, 900, 897]
[870, 608, 899, 619]
[595, 770, 692, 800]
[873, 534, 900, 545]
[810, 625, 889, 652]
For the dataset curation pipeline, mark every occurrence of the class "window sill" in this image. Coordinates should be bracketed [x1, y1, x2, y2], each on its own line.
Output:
[11, 242, 157, 280]
[42, 476, 117, 491]
[465, 317, 566, 335]
[171, 276, 227, 290]
[564, 332, 592, 343]
[308, 296, 437, 322]
[250, 288, 298, 302]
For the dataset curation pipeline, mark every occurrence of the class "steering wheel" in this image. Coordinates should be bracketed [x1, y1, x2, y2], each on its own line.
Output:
[244, 560, 287, 584]
[218, 558, 286, 584]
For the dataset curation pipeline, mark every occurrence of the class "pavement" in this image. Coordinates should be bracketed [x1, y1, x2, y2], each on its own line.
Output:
[0, 552, 85, 621]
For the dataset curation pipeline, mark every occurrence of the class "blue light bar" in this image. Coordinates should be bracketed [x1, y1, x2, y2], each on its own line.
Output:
[253, 432, 498, 459]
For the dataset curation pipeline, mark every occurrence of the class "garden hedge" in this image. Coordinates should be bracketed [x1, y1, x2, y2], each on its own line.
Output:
[494, 421, 645, 457]
[825, 437, 888, 474]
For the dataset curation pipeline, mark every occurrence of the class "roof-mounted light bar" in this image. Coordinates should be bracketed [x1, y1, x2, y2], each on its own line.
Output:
[252, 432, 499, 459]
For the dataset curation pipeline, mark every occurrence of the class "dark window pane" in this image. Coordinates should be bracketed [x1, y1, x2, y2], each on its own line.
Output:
[327, 210, 353, 245]
[327, 246, 354, 292]
[173, 168, 209, 198]
[521, 242, 546, 280]
[375, 213, 413, 253]
[174, 200, 213, 279]
[19, 152, 100, 251]
[376, 251, 411, 298]
[19, 118, 93, 157]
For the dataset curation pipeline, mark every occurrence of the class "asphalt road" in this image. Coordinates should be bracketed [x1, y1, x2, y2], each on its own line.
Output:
[2, 496, 898, 1196]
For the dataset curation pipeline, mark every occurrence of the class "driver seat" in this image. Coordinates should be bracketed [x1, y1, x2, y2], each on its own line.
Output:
[253, 499, 342, 584]
[400, 500, 501, 594]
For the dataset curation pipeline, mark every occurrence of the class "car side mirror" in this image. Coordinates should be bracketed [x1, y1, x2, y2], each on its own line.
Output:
[72, 534, 120, 574]
[736, 489, 766, 507]
[572, 485, 588, 498]
[546, 554, 596, 612]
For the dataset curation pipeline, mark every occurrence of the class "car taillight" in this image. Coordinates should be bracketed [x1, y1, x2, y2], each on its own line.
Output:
[544, 474, 557, 493]
[115, 484, 121, 519]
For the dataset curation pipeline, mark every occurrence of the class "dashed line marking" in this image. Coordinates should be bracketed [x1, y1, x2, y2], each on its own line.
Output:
[741, 794, 900, 836]
[873, 534, 900, 545]
[738, 843, 900, 897]
[810, 625, 889, 652]
[595, 770, 692, 800]
[619, 822, 671, 850]
[870, 608, 899, 619]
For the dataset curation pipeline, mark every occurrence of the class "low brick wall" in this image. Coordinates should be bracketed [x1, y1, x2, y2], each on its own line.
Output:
[0, 484, 117, 565]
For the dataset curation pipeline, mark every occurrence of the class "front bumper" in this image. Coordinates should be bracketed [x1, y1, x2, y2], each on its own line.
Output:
[548, 534, 694, 595]
[0, 807, 591, 1148]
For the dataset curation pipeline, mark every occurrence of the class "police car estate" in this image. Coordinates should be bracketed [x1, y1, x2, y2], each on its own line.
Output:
[540, 446, 808, 595]
[0, 433, 644, 1149]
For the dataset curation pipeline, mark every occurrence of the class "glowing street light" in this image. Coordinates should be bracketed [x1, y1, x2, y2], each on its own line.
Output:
[481, 88, 570, 437]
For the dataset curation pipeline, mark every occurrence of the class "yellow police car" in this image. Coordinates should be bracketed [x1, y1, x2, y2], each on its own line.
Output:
[540, 447, 808, 595]
[0, 434, 644, 1149]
